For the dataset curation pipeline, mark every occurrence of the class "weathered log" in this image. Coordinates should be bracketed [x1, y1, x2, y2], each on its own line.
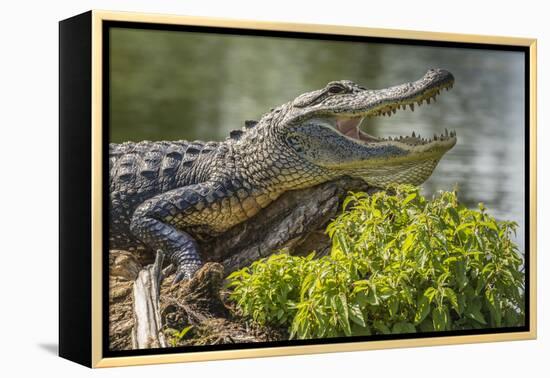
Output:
[109, 251, 139, 350]
[161, 262, 228, 328]
[131, 251, 167, 349]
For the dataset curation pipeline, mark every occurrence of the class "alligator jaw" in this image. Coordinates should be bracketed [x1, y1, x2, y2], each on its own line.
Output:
[329, 73, 456, 148]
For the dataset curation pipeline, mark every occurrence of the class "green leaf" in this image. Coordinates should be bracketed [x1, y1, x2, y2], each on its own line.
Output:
[475, 276, 487, 295]
[335, 293, 351, 336]
[373, 320, 391, 334]
[418, 318, 434, 332]
[504, 309, 520, 326]
[465, 302, 487, 325]
[342, 196, 355, 211]
[389, 299, 399, 317]
[336, 232, 350, 254]
[366, 285, 379, 305]
[444, 287, 459, 314]
[392, 322, 416, 334]
[176, 325, 193, 340]
[414, 295, 431, 324]
[349, 303, 366, 327]
[402, 233, 415, 253]
[485, 289, 502, 327]
[353, 290, 368, 306]
[432, 306, 449, 331]
[455, 222, 474, 233]
[350, 323, 372, 336]
[447, 207, 460, 225]
[424, 287, 437, 303]
[300, 273, 315, 300]
[402, 192, 417, 206]
[481, 220, 499, 232]
[455, 261, 468, 290]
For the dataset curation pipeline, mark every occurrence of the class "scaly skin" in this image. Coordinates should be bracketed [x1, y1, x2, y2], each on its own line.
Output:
[109, 68, 457, 283]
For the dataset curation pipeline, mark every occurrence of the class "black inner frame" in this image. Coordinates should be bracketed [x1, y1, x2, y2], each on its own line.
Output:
[102, 20, 531, 358]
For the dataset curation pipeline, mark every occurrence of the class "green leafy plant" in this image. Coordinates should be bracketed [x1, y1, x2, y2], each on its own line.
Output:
[165, 325, 193, 347]
[227, 185, 525, 340]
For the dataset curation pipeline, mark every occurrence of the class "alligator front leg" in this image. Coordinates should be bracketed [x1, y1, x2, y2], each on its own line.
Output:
[130, 183, 214, 284]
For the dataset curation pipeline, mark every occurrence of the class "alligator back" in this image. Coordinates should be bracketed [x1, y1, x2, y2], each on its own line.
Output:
[110, 140, 220, 184]
[108, 139, 219, 249]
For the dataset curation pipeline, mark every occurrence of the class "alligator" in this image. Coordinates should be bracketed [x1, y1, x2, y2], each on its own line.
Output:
[109, 68, 457, 283]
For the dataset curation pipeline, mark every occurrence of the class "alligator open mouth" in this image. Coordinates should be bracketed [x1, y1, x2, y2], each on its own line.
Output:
[333, 78, 456, 147]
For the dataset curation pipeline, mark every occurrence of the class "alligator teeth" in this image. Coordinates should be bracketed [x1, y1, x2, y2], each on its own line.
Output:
[412, 131, 416, 138]
[409, 103, 415, 111]
[445, 128, 449, 136]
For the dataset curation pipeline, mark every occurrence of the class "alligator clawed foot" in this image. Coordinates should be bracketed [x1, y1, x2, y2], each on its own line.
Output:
[171, 270, 191, 286]
[171, 265, 201, 286]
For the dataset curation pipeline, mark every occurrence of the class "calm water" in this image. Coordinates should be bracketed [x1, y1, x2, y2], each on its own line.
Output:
[110, 29, 526, 250]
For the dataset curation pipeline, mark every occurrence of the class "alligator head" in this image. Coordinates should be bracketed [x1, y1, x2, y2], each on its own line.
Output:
[260, 68, 457, 187]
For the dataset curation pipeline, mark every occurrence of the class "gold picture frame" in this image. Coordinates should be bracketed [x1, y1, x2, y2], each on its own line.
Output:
[59, 9, 537, 368]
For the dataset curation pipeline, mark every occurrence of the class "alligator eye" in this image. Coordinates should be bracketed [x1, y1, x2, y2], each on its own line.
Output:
[327, 85, 345, 94]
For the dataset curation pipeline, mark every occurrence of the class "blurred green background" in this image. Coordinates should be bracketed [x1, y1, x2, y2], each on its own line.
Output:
[109, 27, 526, 250]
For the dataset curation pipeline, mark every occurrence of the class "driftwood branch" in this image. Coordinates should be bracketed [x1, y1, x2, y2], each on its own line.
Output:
[131, 251, 167, 349]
